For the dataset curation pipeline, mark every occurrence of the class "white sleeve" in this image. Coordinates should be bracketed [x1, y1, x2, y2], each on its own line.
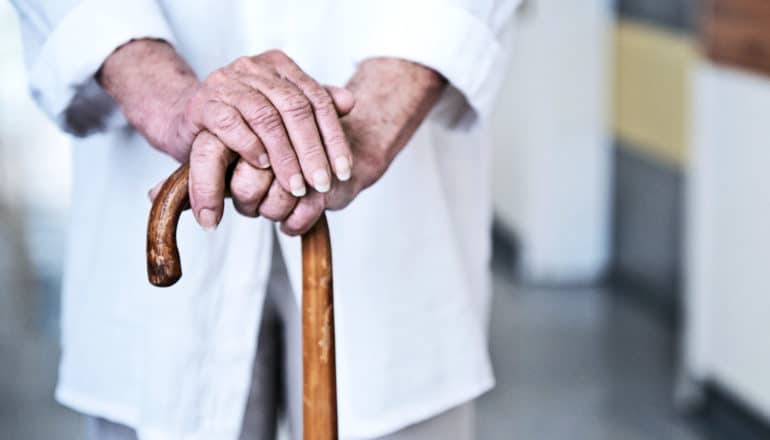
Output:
[10, 0, 177, 136]
[346, 0, 523, 124]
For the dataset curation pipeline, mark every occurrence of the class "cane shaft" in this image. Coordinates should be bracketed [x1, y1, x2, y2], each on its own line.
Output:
[302, 214, 338, 440]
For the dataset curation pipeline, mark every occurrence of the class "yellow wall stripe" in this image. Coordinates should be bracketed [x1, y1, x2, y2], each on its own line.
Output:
[613, 20, 696, 167]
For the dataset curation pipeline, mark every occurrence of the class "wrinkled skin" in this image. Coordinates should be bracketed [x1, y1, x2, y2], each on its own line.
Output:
[99, 39, 446, 235]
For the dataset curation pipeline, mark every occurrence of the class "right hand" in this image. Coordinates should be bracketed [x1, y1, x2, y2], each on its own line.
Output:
[100, 41, 354, 229]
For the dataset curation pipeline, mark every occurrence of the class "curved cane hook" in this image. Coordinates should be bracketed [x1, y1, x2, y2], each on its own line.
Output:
[147, 163, 189, 287]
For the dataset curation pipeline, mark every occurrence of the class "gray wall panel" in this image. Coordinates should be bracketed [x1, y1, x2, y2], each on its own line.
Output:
[612, 144, 683, 322]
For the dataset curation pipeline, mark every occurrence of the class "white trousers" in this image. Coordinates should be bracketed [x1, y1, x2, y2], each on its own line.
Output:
[87, 244, 475, 440]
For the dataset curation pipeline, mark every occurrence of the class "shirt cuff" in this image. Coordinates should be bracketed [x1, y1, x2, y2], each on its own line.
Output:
[27, 0, 176, 136]
[348, 1, 509, 124]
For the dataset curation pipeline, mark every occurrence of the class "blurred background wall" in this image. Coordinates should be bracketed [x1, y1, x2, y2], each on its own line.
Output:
[492, 0, 613, 285]
[686, 0, 770, 430]
[492, 0, 695, 309]
[0, 2, 78, 438]
[492, 0, 770, 437]
[611, 1, 695, 320]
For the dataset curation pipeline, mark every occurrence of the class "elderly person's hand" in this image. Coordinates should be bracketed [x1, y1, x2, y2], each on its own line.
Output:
[279, 58, 446, 235]
[99, 39, 353, 229]
[186, 58, 446, 234]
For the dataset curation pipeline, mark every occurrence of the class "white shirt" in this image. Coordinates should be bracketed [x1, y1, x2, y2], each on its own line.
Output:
[11, 1, 520, 439]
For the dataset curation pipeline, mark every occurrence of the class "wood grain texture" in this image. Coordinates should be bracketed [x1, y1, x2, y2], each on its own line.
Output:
[302, 214, 338, 440]
[146, 163, 189, 287]
[701, 0, 770, 76]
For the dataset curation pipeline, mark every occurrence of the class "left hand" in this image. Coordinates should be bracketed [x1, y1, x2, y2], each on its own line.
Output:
[279, 58, 446, 235]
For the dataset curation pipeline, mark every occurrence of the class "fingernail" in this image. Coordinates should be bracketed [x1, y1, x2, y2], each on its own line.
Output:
[258, 154, 270, 169]
[313, 169, 331, 193]
[290, 174, 306, 197]
[198, 208, 218, 230]
[335, 156, 351, 181]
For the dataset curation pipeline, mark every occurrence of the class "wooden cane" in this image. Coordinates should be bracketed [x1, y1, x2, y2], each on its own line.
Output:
[146, 163, 338, 440]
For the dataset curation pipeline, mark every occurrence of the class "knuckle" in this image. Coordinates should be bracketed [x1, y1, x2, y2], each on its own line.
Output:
[279, 95, 313, 120]
[254, 168, 274, 186]
[229, 177, 252, 199]
[213, 108, 242, 132]
[259, 189, 295, 221]
[190, 181, 219, 202]
[324, 131, 348, 149]
[205, 69, 228, 85]
[191, 139, 221, 161]
[313, 101, 336, 118]
[190, 146, 230, 172]
[248, 106, 283, 132]
[242, 136, 261, 153]
[261, 49, 287, 63]
[300, 143, 326, 161]
[307, 88, 333, 108]
[231, 56, 253, 70]
[230, 131, 259, 153]
[231, 179, 261, 204]
[274, 150, 298, 168]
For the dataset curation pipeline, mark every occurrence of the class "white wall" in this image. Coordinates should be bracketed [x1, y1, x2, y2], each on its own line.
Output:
[685, 63, 770, 418]
[492, 0, 614, 283]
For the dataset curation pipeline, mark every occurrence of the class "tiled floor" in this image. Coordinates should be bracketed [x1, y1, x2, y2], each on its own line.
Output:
[0, 209, 706, 440]
[478, 270, 703, 440]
